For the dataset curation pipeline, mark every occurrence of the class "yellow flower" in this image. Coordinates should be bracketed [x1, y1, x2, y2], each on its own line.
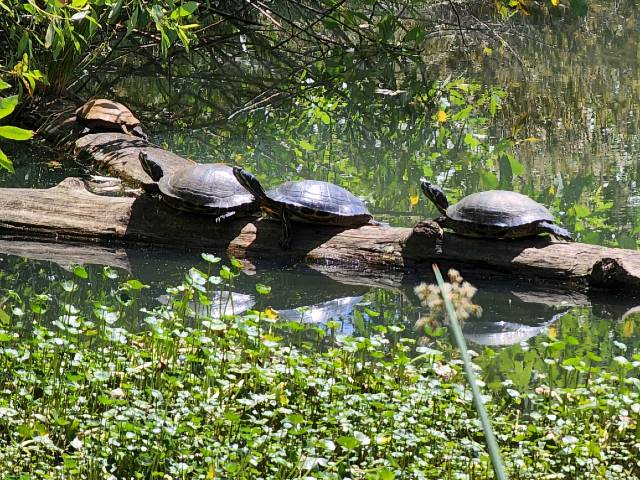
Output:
[409, 194, 420, 206]
[436, 110, 448, 124]
[207, 464, 215, 479]
[551, 0, 559, 6]
[623, 318, 634, 338]
[263, 307, 278, 319]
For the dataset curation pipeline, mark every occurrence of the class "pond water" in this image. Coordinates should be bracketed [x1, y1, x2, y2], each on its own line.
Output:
[2, 9, 640, 371]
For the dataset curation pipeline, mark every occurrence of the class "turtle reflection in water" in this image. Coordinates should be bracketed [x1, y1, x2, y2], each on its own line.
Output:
[140, 152, 258, 220]
[462, 311, 568, 347]
[277, 296, 364, 333]
[158, 291, 255, 319]
[420, 179, 573, 241]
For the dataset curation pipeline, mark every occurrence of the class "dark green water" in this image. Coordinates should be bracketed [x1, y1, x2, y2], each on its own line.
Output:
[2, 9, 640, 355]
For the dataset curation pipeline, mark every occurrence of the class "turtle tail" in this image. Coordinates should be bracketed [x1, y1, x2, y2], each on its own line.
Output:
[538, 221, 573, 241]
[232, 167, 271, 205]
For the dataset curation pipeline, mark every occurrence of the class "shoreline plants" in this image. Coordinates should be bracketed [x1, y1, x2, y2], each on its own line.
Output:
[0, 255, 637, 478]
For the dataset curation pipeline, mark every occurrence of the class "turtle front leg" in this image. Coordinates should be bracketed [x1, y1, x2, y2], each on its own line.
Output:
[538, 221, 573, 241]
[279, 208, 293, 250]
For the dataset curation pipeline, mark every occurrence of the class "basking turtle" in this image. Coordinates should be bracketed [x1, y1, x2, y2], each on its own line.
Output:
[233, 167, 372, 249]
[420, 179, 573, 241]
[76, 99, 146, 139]
[140, 152, 257, 220]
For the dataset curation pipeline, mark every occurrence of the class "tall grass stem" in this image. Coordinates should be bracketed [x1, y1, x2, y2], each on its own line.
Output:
[432, 264, 508, 480]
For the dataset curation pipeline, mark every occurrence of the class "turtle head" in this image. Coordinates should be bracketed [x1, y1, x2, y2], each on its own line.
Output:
[232, 167, 269, 203]
[420, 178, 449, 215]
[139, 151, 164, 182]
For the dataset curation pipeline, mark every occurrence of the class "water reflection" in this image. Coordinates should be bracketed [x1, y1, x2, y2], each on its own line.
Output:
[463, 312, 566, 347]
[0, 241, 637, 350]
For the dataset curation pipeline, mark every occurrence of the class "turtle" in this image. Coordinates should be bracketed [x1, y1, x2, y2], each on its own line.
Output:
[75, 99, 147, 139]
[420, 179, 573, 241]
[139, 151, 257, 220]
[233, 167, 372, 249]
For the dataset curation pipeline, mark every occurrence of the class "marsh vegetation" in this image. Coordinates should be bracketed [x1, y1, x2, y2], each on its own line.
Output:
[1, 0, 640, 477]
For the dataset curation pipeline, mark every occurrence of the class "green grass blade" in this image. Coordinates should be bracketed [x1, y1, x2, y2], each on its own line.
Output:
[432, 264, 508, 480]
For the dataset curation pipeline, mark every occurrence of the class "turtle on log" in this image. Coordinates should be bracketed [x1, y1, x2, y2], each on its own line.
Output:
[420, 179, 573, 241]
[76, 99, 147, 139]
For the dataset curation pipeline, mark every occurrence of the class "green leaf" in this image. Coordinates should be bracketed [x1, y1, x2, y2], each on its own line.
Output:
[22, 2, 35, 14]
[149, 4, 164, 22]
[0, 309, 9, 325]
[255, 283, 271, 295]
[404, 26, 424, 43]
[17, 33, 29, 57]
[176, 26, 190, 51]
[570, 0, 588, 16]
[0, 126, 34, 141]
[201, 253, 221, 264]
[336, 435, 360, 450]
[0, 80, 10, 90]
[480, 171, 499, 189]
[299, 140, 315, 151]
[170, 1, 198, 19]
[377, 469, 396, 480]
[230, 258, 244, 269]
[0, 149, 14, 173]
[571, 204, 590, 218]
[364, 307, 379, 317]
[72, 265, 88, 279]
[0, 95, 18, 120]
[45, 22, 55, 49]
[108, 0, 123, 23]
[317, 110, 330, 125]
[463, 133, 480, 149]
[126, 279, 147, 290]
[507, 155, 525, 175]
[126, 7, 139, 37]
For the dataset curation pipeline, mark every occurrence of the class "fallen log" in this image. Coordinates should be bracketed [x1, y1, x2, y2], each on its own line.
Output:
[1, 177, 640, 292]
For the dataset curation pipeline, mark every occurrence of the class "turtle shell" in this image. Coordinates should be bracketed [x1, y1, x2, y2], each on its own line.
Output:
[446, 190, 554, 228]
[158, 164, 256, 215]
[75, 99, 140, 129]
[268, 180, 371, 226]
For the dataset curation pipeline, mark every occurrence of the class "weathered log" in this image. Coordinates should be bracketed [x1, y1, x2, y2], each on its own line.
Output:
[1, 177, 640, 292]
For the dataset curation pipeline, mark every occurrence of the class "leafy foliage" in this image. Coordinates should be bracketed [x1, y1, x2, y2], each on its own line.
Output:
[0, 80, 33, 172]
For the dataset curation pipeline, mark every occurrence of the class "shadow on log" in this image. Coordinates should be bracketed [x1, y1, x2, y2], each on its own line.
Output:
[1, 177, 640, 292]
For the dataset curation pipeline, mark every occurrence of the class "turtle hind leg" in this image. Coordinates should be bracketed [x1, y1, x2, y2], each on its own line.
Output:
[538, 221, 573, 241]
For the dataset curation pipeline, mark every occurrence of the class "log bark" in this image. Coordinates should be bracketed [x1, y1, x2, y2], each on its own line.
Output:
[1, 177, 640, 291]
